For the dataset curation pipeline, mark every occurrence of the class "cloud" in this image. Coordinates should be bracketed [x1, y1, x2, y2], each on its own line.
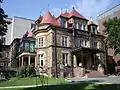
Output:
[51, 0, 117, 19]
[73, 0, 113, 19]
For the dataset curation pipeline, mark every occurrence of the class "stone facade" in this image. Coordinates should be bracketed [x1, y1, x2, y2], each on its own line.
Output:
[33, 9, 106, 77]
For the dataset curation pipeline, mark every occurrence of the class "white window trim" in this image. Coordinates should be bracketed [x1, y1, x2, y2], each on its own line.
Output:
[79, 39, 84, 47]
[61, 51, 70, 66]
[37, 51, 46, 67]
[38, 54, 44, 67]
[37, 37, 44, 48]
[62, 53, 69, 66]
[61, 35, 68, 47]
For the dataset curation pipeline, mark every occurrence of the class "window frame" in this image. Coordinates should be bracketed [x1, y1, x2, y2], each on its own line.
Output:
[38, 54, 44, 66]
[62, 36, 68, 47]
[38, 37, 44, 48]
[79, 39, 84, 47]
[62, 53, 68, 66]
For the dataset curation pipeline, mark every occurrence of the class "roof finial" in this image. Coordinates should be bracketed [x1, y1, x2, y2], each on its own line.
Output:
[48, 4, 50, 11]
[61, 8, 63, 14]
[72, 6, 75, 10]
[90, 17, 93, 21]
[40, 11, 41, 16]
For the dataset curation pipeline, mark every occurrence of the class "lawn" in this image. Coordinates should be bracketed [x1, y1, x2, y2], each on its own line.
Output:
[0, 76, 68, 87]
[2, 83, 120, 90]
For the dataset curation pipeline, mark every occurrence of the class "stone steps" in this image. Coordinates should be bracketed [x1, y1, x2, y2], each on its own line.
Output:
[85, 71, 105, 78]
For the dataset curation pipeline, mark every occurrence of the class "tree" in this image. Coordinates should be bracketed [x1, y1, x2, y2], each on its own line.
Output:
[103, 17, 120, 55]
[0, 0, 10, 36]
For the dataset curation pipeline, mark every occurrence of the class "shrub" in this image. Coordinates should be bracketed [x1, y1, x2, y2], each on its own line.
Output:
[18, 66, 28, 77]
[27, 64, 36, 77]
[17, 64, 36, 77]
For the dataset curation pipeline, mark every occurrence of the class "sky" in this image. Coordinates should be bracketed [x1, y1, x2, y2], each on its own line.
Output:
[2, 0, 120, 20]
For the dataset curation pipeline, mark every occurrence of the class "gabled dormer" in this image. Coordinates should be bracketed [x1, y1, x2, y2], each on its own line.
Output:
[88, 19, 98, 34]
[58, 11, 69, 28]
[68, 7, 88, 30]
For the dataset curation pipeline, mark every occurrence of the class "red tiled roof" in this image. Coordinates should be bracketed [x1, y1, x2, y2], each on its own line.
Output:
[60, 8, 87, 20]
[54, 18, 60, 26]
[41, 11, 55, 24]
[39, 8, 88, 26]
[69, 7, 87, 20]
[41, 11, 60, 26]
[27, 31, 33, 38]
[88, 20, 97, 25]
[60, 11, 70, 18]
[38, 16, 43, 21]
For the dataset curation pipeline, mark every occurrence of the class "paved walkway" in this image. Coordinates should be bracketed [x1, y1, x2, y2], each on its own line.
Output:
[71, 76, 120, 84]
[0, 84, 50, 89]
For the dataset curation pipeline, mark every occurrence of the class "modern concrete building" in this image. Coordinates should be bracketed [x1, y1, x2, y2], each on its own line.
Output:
[5, 16, 35, 45]
[33, 8, 106, 78]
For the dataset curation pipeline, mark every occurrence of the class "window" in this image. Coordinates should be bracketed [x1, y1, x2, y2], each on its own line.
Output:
[68, 23, 73, 28]
[19, 43, 23, 52]
[0, 62, 4, 66]
[79, 40, 84, 47]
[25, 42, 29, 51]
[84, 41, 87, 46]
[62, 36, 68, 47]
[30, 43, 35, 52]
[62, 53, 68, 66]
[83, 25, 86, 30]
[79, 24, 82, 30]
[38, 54, 44, 66]
[38, 37, 43, 47]
[94, 42, 97, 48]
[93, 27, 96, 34]
[61, 19, 66, 28]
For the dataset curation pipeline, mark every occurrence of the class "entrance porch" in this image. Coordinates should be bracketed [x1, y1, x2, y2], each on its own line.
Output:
[71, 47, 105, 78]
[17, 53, 36, 67]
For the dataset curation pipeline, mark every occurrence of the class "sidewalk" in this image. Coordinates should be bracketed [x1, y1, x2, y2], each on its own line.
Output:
[0, 84, 43, 89]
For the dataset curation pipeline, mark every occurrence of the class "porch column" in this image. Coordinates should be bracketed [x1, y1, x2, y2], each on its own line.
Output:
[19, 57, 20, 67]
[35, 56, 37, 67]
[21, 56, 24, 67]
[28, 55, 31, 66]
[73, 55, 77, 67]
[81, 52, 83, 66]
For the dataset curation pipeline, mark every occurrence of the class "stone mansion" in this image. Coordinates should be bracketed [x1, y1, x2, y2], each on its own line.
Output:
[1, 8, 107, 78]
[32, 8, 106, 77]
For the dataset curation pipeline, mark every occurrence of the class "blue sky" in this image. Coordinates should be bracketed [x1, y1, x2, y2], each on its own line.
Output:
[2, 0, 120, 20]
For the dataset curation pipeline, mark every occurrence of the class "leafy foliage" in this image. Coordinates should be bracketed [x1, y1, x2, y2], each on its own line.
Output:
[0, 0, 10, 36]
[27, 64, 36, 76]
[18, 64, 36, 77]
[103, 17, 120, 55]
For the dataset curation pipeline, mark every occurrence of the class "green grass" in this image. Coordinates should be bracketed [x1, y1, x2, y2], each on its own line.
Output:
[0, 76, 68, 87]
[2, 83, 120, 90]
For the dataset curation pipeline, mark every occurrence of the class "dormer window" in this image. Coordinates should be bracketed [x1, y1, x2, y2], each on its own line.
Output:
[93, 27, 96, 34]
[68, 23, 73, 28]
[83, 25, 86, 30]
[61, 18, 66, 28]
[79, 24, 82, 30]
